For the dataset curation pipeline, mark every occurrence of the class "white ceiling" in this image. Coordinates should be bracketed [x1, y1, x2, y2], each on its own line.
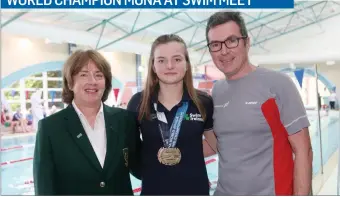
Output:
[2, 0, 340, 66]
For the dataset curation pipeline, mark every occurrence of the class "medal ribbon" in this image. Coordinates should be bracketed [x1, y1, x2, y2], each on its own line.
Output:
[154, 102, 189, 148]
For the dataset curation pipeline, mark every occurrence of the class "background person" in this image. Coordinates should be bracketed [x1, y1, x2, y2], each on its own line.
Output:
[30, 89, 45, 131]
[329, 91, 337, 110]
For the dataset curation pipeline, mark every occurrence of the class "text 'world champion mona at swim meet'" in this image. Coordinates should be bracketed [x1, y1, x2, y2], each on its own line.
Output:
[6, 0, 252, 8]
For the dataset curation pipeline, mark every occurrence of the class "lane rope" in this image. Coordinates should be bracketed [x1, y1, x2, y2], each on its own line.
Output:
[1, 157, 33, 166]
[1, 144, 35, 152]
[15, 158, 218, 193]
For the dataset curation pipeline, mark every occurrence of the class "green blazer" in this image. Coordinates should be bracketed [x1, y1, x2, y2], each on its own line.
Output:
[33, 104, 141, 195]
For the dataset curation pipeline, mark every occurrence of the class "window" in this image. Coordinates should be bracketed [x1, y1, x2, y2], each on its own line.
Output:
[2, 71, 65, 114]
[48, 102, 64, 109]
[47, 91, 62, 99]
[31, 73, 42, 77]
[9, 81, 20, 88]
[9, 103, 20, 111]
[26, 103, 31, 110]
[47, 70, 62, 78]
[4, 90, 20, 101]
[25, 79, 43, 88]
[48, 81, 62, 88]
[26, 91, 35, 100]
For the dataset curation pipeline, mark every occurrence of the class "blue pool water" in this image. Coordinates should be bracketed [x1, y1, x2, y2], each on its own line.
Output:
[1, 111, 339, 195]
[0, 134, 218, 195]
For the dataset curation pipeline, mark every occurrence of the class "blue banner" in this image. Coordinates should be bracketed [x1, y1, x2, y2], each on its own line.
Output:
[50, 91, 55, 102]
[193, 74, 206, 80]
[294, 68, 304, 88]
[1, 0, 294, 9]
[11, 90, 16, 97]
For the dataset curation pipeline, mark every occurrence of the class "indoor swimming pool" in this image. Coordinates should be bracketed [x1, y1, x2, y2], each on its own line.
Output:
[0, 135, 219, 195]
[1, 110, 339, 195]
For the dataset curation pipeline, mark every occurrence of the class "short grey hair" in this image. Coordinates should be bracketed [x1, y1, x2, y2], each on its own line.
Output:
[206, 11, 248, 43]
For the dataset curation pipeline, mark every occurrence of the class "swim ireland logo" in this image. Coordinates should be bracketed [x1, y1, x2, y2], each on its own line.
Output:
[184, 113, 203, 122]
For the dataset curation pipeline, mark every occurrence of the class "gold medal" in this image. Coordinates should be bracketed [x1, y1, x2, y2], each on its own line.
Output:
[157, 147, 181, 166]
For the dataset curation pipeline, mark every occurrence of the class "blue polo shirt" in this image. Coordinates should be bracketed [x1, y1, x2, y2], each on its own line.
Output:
[127, 89, 214, 195]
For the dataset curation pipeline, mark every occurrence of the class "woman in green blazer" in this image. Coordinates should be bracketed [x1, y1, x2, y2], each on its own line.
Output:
[33, 49, 141, 195]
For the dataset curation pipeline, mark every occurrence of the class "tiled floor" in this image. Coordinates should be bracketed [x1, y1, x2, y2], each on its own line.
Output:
[318, 166, 338, 195]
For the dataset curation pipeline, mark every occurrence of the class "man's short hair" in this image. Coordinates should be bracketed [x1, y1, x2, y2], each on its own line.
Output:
[206, 11, 248, 43]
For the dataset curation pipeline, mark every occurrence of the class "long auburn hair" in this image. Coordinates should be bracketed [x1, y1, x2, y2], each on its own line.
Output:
[138, 34, 206, 122]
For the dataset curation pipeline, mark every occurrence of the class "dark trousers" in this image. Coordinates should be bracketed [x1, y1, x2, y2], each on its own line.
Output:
[330, 101, 335, 109]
